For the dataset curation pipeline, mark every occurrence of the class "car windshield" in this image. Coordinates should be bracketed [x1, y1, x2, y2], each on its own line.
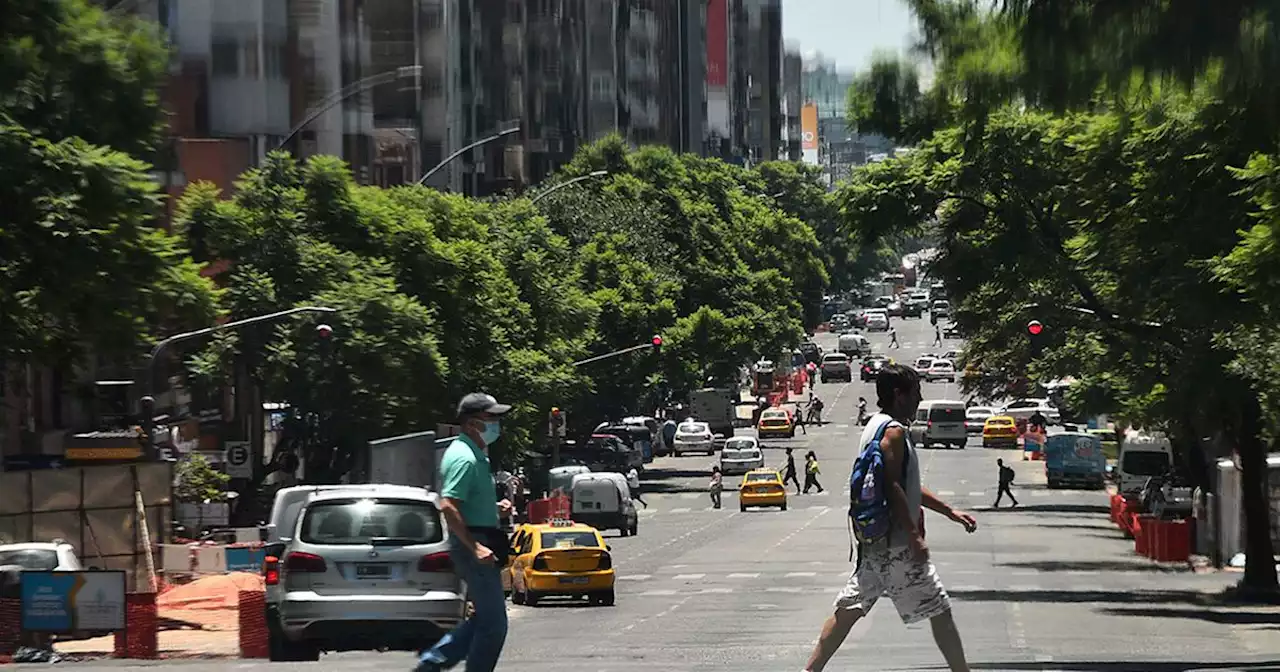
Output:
[967, 408, 994, 418]
[988, 417, 1014, 426]
[299, 498, 442, 545]
[724, 440, 756, 451]
[745, 473, 778, 483]
[762, 412, 788, 421]
[540, 531, 600, 548]
[1122, 451, 1171, 476]
[723, 448, 760, 460]
[916, 358, 933, 368]
[678, 423, 708, 434]
[929, 406, 965, 421]
[0, 549, 59, 570]
[932, 362, 953, 370]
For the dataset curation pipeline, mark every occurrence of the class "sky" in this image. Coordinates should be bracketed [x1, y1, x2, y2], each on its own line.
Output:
[781, 0, 918, 73]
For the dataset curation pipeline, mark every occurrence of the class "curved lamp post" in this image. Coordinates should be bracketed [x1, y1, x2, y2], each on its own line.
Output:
[273, 66, 422, 154]
[138, 306, 338, 459]
[416, 125, 521, 186]
[530, 170, 609, 205]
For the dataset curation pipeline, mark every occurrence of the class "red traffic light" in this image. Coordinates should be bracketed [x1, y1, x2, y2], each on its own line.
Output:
[651, 335, 663, 347]
[1026, 320, 1044, 336]
[551, 407, 562, 417]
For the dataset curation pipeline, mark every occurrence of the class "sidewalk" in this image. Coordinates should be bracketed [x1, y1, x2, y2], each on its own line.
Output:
[54, 608, 238, 659]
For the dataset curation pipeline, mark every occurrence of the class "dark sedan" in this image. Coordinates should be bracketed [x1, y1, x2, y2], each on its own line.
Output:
[860, 356, 889, 382]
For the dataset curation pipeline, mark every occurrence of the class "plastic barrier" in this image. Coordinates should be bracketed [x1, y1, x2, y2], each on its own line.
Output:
[238, 590, 269, 658]
[1144, 518, 1164, 559]
[1134, 515, 1156, 556]
[1157, 519, 1193, 562]
[113, 592, 158, 659]
[0, 598, 19, 658]
[1109, 494, 1122, 524]
[526, 498, 551, 524]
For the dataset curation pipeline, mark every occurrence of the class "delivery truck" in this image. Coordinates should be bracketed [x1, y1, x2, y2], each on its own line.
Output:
[1043, 431, 1106, 489]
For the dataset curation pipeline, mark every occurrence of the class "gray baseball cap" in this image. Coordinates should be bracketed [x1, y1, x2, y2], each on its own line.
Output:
[456, 392, 512, 419]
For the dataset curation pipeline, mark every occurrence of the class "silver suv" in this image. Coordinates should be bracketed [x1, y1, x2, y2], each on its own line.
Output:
[265, 488, 464, 661]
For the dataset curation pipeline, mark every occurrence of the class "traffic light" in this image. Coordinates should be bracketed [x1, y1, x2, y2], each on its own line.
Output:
[651, 335, 663, 355]
[1026, 320, 1046, 356]
[548, 407, 566, 438]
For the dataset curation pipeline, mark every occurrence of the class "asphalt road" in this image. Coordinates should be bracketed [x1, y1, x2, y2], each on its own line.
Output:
[73, 317, 1280, 671]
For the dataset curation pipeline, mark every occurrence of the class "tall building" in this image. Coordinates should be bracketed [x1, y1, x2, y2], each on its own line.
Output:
[781, 47, 802, 161]
[740, 0, 782, 164]
[800, 52, 892, 187]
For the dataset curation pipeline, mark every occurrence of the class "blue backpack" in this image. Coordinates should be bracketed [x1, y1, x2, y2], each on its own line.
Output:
[848, 418, 909, 551]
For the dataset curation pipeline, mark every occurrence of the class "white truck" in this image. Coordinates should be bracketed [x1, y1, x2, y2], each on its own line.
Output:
[690, 388, 736, 440]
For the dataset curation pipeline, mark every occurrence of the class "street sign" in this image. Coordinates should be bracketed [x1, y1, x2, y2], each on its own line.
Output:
[224, 441, 252, 479]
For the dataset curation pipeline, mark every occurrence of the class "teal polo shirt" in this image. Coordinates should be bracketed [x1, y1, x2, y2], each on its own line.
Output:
[439, 433, 500, 528]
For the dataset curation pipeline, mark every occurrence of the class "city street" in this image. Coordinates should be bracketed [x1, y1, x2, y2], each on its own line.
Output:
[66, 319, 1280, 671]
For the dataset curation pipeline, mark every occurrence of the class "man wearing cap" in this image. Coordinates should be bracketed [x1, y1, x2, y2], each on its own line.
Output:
[416, 393, 514, 672]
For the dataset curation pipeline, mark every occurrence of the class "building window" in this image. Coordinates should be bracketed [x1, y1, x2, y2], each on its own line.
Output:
[211, 39, 239, 76]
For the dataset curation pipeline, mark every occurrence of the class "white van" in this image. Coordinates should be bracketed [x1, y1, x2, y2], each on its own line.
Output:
[838, 333, 872, 357]
[1117, 429, 1174, 498]
[909, 400, 968, 449]
[570, 472, 639, 537]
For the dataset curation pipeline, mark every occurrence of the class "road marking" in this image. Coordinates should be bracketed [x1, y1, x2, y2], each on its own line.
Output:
[967, 491, 986, 497]
[639, 589, 678, 596]
[1071, 584, 1099, 592]
[728, 572, 760, 579]
[937, 490, 956, 496]
[1032, 491, 1050, 497]
[1067, 570, 1100, 576]
[1034, 654, 1055, 663]
[680, 492, 701, 499]
[673, 573, 705, 580]
[669, 507, 692, 513]
[765, 586, 805, 593]
[950, 584, 983, 591]
[701, 587, 733, 594]
[952, 569, 981, 575]
[1011, 570, 1039, 576]
[785, 571, 817, 578]
[618, 574, 651, 581]
[1008, 584, 1041, 591]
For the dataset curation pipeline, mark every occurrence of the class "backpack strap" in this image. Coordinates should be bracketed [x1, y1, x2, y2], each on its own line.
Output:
[849, 418, 895, 561]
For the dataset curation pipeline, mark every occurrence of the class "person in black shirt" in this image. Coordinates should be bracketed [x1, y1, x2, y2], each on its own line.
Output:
[995, 458, 1019, 508]
[782, 448, 801, 494]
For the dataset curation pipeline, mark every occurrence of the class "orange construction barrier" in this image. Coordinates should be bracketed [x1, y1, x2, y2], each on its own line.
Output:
[238, 590, 270, 658]
[1134, 515, 1156, 556]
[1159, 519, 1193, 562]
[1145, 518, 1165, 559]
[113, 592, 158, 659]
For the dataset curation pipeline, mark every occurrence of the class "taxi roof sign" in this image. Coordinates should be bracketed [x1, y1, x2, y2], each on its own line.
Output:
[549, 518, 576, 527]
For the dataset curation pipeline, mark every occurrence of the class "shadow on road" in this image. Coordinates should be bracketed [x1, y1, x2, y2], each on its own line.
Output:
[1099, 606, 1280, 625]
[641, 467, 712, 480]
[997, 559, 1184, 573]
[920, 662, 1280, 671]
[949, 587, 1215, 605]
[982, 503, 1109, 515]
[1029, 522, 1119, 531]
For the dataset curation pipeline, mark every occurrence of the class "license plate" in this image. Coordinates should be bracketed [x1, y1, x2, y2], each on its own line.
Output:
[753, 487, 772, 494]
[356, 563, 390, 578]
[558, 576, 590, 585]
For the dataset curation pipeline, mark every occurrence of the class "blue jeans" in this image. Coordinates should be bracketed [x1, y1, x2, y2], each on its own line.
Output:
[417, 539, 508, 672]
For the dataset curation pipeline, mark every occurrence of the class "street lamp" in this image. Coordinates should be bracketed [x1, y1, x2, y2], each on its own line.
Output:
[138, 306, 338, 459]
[530, 170, 609, 205]
[417, 125, 521, 186]
[273, 66, 422, 154]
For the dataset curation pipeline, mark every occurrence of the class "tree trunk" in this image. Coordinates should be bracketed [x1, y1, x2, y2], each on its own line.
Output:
[1237, 395, 1278, 593]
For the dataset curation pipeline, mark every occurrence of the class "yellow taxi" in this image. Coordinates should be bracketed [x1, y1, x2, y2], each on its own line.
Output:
[739, 468, 788, 511]
[505, 520, 615, 607]
[757, 408, 795, 439]
[982, 415, 1018, 448]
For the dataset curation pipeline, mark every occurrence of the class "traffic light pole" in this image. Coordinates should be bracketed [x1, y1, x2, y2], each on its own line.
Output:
[571, 340, 659, 368]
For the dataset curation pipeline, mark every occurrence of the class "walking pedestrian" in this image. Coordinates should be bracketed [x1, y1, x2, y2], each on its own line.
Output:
[803, 451, 824, 494]
[782, 448, 802, 494]
[794, 405, 808, 435]
[709, 466, 724, 509]
[627, 466, 647, 508]
[933, 324, 943, 347]
[994, 458, 1018, 508]
[803, 364, 978, 672]
[889, 328, 900, 348]
[416, 393, 514, 672]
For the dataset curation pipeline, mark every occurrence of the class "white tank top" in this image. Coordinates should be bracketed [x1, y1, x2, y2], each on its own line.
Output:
[858, 412, 921, 547]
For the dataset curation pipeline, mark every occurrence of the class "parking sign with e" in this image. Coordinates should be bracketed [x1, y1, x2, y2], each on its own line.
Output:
[224, 441, 252, 478]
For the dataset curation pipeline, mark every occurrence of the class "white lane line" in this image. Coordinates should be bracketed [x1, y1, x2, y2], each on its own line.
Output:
[967, 491, 986, 497]
[765, 586, 805, 593]
[673, 573, 705, 580]
[701, 587, 733, 594]
[680, 492, 701, 500]
[618, 574, 651, 581]
[786, 571, 817, 578]
[639, 589, 678, 596]
[1034, 654, 1055, 663]
[950, 584, 983, 592]
[1032, 491, 1050, 497]
[1067, 570, 1101, 576]
[728, 572, 760, 579]
[1008, 584, 1041, 591]
[937, 490, 956, 496]
[1011, 570, 1039, 577]
[669, 507, 692, 513]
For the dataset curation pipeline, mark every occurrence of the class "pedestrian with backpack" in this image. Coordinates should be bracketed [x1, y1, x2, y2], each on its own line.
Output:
[803, 451, 824, 494]
[803, 364, 978, 672]
[994, 459, 1018, 508]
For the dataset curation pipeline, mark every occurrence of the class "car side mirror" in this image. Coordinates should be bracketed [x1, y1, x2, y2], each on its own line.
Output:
[606, 545, 612, 552]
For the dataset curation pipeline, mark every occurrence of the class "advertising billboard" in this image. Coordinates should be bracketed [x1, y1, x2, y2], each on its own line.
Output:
[706, 0, 727, 89]
[801, 103, 819, 165]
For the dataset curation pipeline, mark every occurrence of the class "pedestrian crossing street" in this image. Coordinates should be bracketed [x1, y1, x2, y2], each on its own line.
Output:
[638, 487, 1084, 516]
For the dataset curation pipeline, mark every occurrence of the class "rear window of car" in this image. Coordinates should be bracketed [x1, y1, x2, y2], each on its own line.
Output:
[916, 358, 933, 368]
[299, 498, 442, 545]
[967, 408, 993, 419]
[987, 417, 1014, 426]
[745, 473, 779, 483]
[0, 549, 59, 570]
[823, 354, 848, 363]
[540, 531, 601, 549]
[931, 362, 954, 370]
[678, 423, 708, 433]
[724, 448, 761, 459]
[724, 440, 756, 451]
[928, 406, 965, 422]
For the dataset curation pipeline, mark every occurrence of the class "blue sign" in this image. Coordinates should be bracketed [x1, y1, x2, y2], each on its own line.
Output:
[225, 546, 266, 572]
[21, 571, 125, 633]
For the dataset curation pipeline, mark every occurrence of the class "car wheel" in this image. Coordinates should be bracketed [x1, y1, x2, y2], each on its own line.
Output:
[602, 589, 617, 607]
[619, 526, 629, 537]
[740, 503, 747, 512]
[526, 590, 540, 607]
[630, 522, 638, 536]
[780, 503, 788, 511]
[512, 584, 526, 605]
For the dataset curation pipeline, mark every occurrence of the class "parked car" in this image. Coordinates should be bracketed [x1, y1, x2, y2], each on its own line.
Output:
[820, 353, 853, 383]
[672, 421, 715, 456]
[964, 406, 994, 434]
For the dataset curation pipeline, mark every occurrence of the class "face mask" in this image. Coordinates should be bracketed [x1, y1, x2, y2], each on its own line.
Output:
[480, 420, 502, 445]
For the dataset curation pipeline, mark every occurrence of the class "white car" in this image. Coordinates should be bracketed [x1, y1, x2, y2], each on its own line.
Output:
[964, 406, 995, 434]
[265, 488, 464, 661]
[865, 313, 890, 332]
[925, 360, 956, 382]
[914, 356, 935, 375]
[672, 421, 714, 456]
[719, 437, 765, 475]
[1002, 399, 1061, 424]
[0, 541, 83, 571]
